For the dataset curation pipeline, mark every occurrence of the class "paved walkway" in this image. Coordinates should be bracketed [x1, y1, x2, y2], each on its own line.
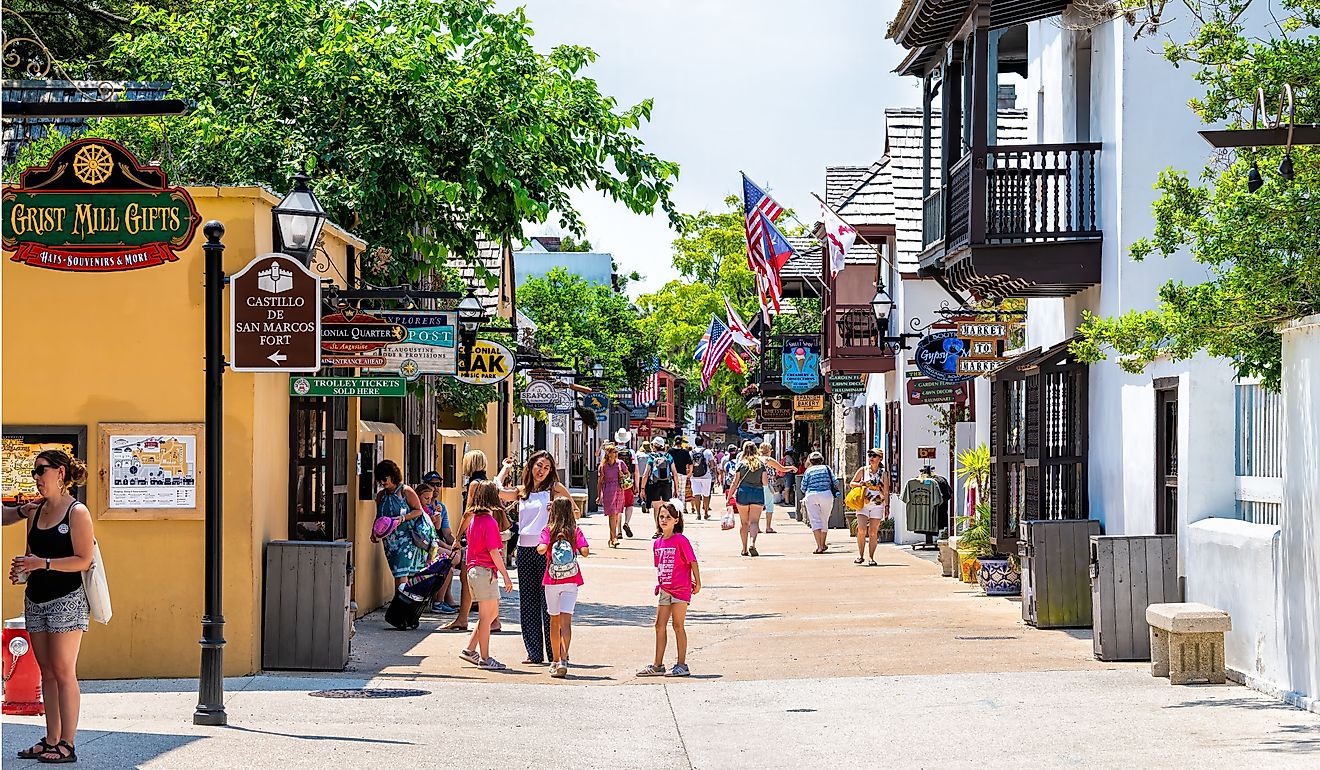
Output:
[4, 492, 1317, 768]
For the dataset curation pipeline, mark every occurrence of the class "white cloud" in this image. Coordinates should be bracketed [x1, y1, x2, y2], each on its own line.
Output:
[503, 0, 920, 298]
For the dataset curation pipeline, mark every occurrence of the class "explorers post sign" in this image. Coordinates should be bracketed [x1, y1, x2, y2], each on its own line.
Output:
[3, 139, 201, 271]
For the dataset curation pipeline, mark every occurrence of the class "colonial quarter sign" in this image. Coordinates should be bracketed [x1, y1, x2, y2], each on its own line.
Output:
[230, 253, 322, 372]
[3, 138, 201, 271]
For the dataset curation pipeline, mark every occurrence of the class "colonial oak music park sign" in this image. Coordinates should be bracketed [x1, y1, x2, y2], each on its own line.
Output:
[3, 139, 201, 271]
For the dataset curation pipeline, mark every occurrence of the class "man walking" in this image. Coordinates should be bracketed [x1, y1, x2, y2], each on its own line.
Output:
[688, 437, 716, 520]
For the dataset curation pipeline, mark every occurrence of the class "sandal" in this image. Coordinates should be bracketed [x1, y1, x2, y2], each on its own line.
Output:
[749, 546, 759, 557]
[459, 648, 482, 665]
[854, 557, 866, 565]
[37, 741, 76, 764]
[868, 559, 878, 567]
[766, 528, 778, 534]
[741, 549, 749, 557]
[18, 739, 53, 759]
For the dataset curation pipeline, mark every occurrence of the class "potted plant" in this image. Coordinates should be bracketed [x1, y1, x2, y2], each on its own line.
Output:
[954, 507, 988, 584]
[957, 501, 1021, 595]
[879, 517, 895, 543]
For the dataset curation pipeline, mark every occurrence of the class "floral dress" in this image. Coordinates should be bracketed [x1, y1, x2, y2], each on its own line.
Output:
[379, 487, 436, 578]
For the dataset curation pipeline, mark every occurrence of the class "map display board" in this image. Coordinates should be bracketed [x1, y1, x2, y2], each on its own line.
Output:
[2, 426, 86, 504]
[108, 433, 198, 509]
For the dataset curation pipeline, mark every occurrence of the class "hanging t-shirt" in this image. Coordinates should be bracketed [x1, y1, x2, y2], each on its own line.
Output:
[901, 478, 947, 534]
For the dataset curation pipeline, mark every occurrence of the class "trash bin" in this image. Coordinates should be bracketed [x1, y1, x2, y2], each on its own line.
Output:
[263, 540, 354, 671]
[1090, 535, 1178, 660]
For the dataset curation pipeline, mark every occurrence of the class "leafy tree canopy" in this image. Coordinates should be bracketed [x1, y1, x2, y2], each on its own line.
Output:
[517, 267, 655, 392]
[1072, 0, 1319, 389]
[8, 0, 679, 284]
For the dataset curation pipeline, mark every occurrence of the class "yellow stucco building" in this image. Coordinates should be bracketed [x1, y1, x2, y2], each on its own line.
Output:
[2, 182, 515, 679]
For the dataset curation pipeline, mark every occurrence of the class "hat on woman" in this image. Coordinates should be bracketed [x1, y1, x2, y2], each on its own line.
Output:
[372, 515, 401, 540]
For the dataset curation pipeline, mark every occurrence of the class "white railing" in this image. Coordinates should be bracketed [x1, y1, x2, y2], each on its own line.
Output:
[1234, 381, 1282, 525]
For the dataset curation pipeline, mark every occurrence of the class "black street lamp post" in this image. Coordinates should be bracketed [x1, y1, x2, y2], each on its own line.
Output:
[271, 171, 329, 265]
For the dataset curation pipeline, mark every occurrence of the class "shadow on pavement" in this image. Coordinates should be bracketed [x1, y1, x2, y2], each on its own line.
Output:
[3, 725, 205, 770]
[222, 725, 414, 745]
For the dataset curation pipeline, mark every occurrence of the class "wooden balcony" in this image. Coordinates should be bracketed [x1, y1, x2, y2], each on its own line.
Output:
[696, 403, 728, 433]
[822, 304, 897, 375]
[922, 143, 1102, 298]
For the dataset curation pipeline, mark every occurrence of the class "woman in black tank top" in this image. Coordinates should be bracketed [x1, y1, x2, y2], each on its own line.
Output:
[2, 449, 96, 764]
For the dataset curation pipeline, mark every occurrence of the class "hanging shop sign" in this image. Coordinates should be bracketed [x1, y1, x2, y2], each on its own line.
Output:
[583, 392, 611, 422]
[826, 372, 866, 395]
[914, 330, 977, 384]
[230, 254, 322, 372]
[290, 376, 406, 398]
[956, 321, 1010, 339]
[629, 405, 650, 420]
[759, 396, 794, 428]
[780, 335, 821, 394]
[455, 339, 514, 385]
[906, 377, 971, 406]
[320, 309, 407, 353]
[521, 379, 562, 410]
[793, 394, 827, 417]
[2, 138, 201, 271]
[372, 311, 457, 377]
[321, 354, 387, 369]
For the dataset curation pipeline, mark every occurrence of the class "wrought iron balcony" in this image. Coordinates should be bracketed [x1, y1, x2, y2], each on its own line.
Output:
[923, 143, 1103, 298]
[822, 306, 897, 375]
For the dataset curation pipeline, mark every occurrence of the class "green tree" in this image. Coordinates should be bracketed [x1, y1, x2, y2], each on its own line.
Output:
[9, 0, 679, 283]
[1072, 1, 1319, 389]
[1, 1, 186, 78]
[517, 267, 655, 391]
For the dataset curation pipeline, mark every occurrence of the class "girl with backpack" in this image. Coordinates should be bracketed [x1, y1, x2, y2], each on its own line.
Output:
[638, 438, 674, 539]
[637, 503, 701, 678]
[536, 498, 590, 677]
[459, 481, 514, 671]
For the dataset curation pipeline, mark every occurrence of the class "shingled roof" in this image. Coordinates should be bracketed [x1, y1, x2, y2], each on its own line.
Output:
[457, 238, 506, 315]
[825, 166, 870, 208]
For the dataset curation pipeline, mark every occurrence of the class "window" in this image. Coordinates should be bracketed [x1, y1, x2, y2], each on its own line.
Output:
[1234, 381, 1282, 525]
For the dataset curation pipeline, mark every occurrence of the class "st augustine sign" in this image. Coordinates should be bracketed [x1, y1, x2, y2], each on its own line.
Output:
[3, 139, 201, 271]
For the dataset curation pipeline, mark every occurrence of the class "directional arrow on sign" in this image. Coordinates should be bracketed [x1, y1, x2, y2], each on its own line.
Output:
[268, 351, 287, 365]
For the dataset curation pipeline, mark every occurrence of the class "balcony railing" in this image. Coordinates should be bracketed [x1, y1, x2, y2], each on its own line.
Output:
[985, 143, 1100, 242]
[922, 187, 944, 249]
[832, 305, 881, 350]
[946, 155, 973, 250]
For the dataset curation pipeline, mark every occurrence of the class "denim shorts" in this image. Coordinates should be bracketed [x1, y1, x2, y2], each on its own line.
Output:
[734, 486, 764, 506]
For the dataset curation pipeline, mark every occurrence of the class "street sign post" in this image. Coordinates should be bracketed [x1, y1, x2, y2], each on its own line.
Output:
[289, 376, 406, 397]
[229, 253, 321, 372]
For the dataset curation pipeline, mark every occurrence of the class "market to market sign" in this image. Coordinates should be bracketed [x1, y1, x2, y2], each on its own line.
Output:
[2, 138, 201, 271]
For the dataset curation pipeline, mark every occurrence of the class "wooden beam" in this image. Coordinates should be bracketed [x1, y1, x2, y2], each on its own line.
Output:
[3, 99, 188, 118]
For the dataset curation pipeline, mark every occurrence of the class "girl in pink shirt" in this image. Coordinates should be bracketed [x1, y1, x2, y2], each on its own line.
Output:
[637, 503, 701, 678]
[459, 482, 514, 671]
[536, 498, 589, 678]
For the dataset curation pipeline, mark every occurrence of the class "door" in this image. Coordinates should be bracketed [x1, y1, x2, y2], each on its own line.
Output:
[1154, 381, 1179, 536]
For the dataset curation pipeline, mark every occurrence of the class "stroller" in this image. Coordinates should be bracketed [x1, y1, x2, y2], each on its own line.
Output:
[385, 553, 453, 630]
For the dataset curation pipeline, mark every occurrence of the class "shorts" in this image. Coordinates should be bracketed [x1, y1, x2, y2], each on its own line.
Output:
[657, 588, 689, 607]
[467, 566, 500, 602]
[803, 491, 834, 532]
[690, 477, 713, 497]
[544, 583, 580, 615]
[857, 506, 886, 521]
[24, 585, 90, 634]
[734, 486, 764, 507]
[646, 481, 673, 505]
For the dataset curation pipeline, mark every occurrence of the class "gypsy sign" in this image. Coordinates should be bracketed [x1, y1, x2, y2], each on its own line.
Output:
[3, 138, 201, 271]
[914, 330, 976, 384]
[780, 335, 821, 394]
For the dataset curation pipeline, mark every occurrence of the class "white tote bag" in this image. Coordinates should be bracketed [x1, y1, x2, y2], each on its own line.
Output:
[82, 540, 112, 624]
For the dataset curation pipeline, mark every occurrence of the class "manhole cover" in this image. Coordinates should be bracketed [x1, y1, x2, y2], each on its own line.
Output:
[308, 688, 430, 699]
[954, 635, 1019, 641]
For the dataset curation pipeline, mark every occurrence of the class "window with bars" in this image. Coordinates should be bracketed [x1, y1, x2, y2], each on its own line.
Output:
[1233, 382, 1282, 526]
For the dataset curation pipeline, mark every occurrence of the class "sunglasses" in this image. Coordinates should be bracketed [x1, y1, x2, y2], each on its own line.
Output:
[31, 464, 55, 477]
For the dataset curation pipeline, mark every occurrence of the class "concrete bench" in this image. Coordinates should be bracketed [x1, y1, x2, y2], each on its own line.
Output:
[1145, 603, 1232, 685]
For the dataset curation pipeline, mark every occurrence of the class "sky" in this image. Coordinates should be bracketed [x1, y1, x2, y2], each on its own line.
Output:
[504, 0, 920, 297]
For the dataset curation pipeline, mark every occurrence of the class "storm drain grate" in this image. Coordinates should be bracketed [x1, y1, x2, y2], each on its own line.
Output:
[308, 688, 430, 699]
[954, 635, 1019, 641]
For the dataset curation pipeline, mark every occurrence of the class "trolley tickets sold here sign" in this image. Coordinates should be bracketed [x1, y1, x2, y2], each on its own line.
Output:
[3, 138, 201, 271]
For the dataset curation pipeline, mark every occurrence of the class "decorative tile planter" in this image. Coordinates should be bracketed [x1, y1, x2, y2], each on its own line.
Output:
[976, 557, 1022, 596]
[957, 549, 980, 583]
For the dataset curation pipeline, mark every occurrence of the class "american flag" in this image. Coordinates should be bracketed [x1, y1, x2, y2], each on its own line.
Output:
[699, 315, 736, 390]
[742, 174, 795, 322]
[638, 371, 660, 407]
[696, 326, 748, 373]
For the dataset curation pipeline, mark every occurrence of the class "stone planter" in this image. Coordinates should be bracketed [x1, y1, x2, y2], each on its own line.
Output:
[957, 549, 980, 584]
[937, 538, 954, 577]
[976, 557, 1022, 596]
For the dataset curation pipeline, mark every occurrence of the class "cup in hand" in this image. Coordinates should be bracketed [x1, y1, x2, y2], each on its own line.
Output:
[11, 556, 29, 585]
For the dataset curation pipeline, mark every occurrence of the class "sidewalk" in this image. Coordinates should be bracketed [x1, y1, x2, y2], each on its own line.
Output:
[4, 494, 1317, 768]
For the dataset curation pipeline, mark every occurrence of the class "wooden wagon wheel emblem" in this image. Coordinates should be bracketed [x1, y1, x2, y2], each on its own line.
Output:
[72, 144, 114, 185]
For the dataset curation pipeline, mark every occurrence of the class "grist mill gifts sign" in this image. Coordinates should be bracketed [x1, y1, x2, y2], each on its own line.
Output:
[3, 138, 201, 271]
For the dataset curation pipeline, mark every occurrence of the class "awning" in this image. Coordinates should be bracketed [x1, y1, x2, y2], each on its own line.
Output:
[438, 429, 484, 438]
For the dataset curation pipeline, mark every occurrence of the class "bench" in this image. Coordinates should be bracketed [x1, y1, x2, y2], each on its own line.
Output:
[1145, 603, 1232, 685]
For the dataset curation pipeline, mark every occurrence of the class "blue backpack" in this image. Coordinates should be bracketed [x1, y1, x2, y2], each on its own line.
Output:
[548, 535, 580, 581]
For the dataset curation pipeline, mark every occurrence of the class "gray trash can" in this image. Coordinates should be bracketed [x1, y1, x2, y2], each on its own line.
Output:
[263, 540, 354, 671]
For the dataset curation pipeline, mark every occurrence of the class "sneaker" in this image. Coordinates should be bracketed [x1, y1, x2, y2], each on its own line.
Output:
[432, 602, 457, 614]
[479, 657, 508, 671]
[551, 662, 568, 678]
[623, 524, 633, 538]
[636, 663, 667, 677]
[459, 648, 481, 666]
[666, 663, 691, 677]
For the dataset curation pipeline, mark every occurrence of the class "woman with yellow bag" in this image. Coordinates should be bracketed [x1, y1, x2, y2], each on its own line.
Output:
[848, 448, 887, 566]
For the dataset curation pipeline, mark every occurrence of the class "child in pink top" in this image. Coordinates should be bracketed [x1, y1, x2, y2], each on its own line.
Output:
[460, 482, 513, 671]
[638, 503, 701, 678]
[536, 498, 589, 677]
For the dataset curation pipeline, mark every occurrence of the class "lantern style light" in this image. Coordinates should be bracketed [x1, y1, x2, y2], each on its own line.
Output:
[457, 289, 486, 335]
[272, 171, 328, 263]
[592, 362, 605, 380]
[870, 283, 895, 336]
